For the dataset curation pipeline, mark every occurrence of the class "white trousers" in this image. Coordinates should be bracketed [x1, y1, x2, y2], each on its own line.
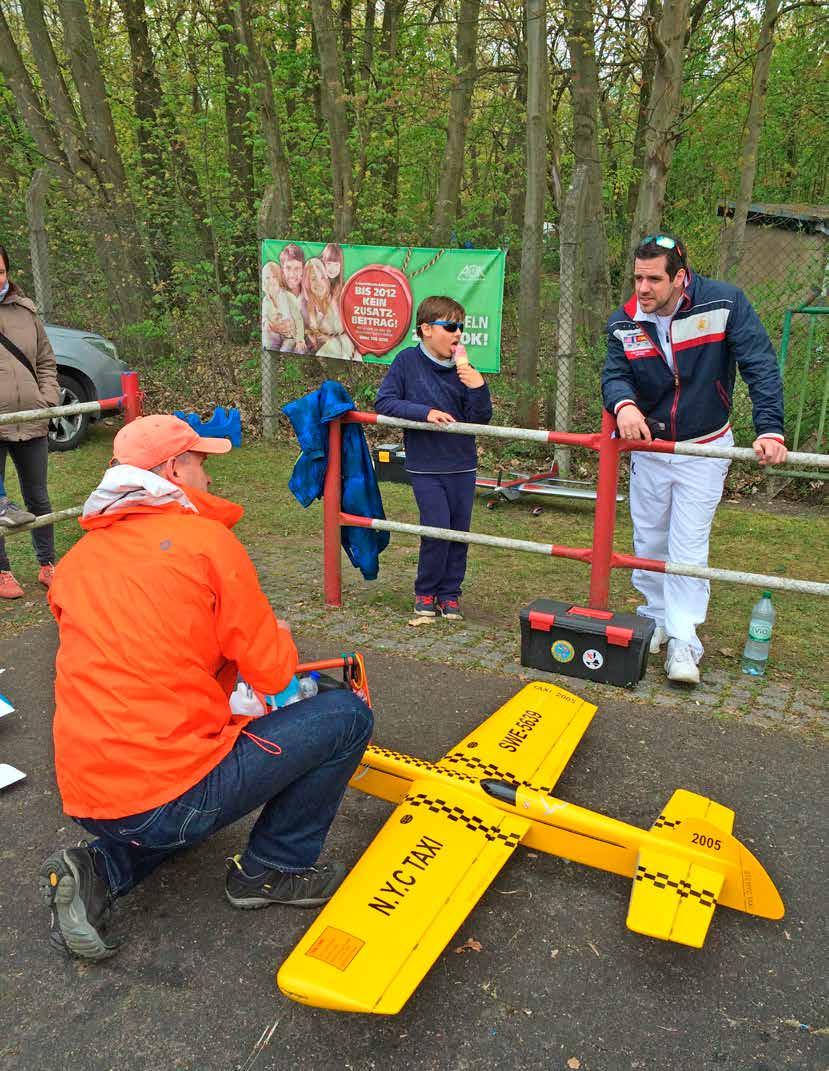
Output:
[628, 432, 732, 661]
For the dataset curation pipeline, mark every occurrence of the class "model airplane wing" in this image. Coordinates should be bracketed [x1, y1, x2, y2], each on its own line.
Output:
[436, 681, 597, 794]
[277, 778, 529, 1014]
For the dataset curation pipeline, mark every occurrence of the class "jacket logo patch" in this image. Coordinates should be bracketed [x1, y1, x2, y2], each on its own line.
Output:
[160, 539, 172, 551]
[619, 330, 654, 353]
[696, 317, 707, 331]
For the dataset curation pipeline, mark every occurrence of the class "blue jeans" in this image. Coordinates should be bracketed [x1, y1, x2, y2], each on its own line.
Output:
[75, 689, 373, 898]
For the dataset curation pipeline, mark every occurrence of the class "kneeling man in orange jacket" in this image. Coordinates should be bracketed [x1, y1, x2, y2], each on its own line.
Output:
[41, 414, 373, 961]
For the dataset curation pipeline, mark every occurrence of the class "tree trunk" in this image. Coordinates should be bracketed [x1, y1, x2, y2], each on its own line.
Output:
[552, 165, 588, 474]
[430, 0, 481, 247]
[341, 0, 354, 98]
[378, 0, 406, 223]
[566, 0, 610, 340]
[116, 0, 174, 286]
[626, 0, 691, 276]
[216, 0, 255, 215]
[26, 169, 52, 321]
[234, 0, 293, 239]
[6, 0, 154, 324]
[362, 0, 377, 78]
[719, 0, 779, 278]
[625, 0, 659, 226]
[310, 0, 355, 238]
[516, 0, 547, 428]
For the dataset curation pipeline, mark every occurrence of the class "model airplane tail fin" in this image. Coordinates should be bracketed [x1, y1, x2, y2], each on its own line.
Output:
[627, 793, 784, 947]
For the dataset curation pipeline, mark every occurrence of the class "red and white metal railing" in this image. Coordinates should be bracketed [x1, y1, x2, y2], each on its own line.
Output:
[323, 409, 829, 608]
[3, 371, 143, 534]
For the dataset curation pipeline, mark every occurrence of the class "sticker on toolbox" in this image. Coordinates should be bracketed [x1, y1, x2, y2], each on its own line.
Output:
[582, 649, 604, 671]
[551, 640, 575, 664]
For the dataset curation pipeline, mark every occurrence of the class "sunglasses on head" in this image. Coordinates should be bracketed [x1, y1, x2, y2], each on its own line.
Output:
[642, 235, 684, 257]
[427, 320, 463, 333]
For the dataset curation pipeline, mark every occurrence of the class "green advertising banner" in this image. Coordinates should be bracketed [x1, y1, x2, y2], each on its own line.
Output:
[261, 240, 506, 373]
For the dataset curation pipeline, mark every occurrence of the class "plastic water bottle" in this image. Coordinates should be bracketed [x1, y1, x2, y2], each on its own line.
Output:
[741, 591, 776, 676]
[266, 675, 303, 708]
[298, 672, 319, 699]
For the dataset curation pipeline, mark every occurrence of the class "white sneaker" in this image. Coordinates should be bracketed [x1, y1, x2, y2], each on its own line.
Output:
[665, 640, 700, 685]
[649, 624, 667, 654]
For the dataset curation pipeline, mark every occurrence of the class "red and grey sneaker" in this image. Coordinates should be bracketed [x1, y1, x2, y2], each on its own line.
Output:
[437, 597, 464, 621]
[0, 570, 24, 599]
[38, 563, 56, 589]
[413, 594, 436, 618]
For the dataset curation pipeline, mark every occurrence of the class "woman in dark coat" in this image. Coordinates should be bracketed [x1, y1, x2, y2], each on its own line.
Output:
[0, 243, 60, 598]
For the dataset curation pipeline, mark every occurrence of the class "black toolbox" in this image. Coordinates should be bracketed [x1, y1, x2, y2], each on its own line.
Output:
[520, 598, 655, 688]
[372, 443, 410, 484]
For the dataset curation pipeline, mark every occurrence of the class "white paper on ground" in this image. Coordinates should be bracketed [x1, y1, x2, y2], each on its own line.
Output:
[0, 764, 26, 789]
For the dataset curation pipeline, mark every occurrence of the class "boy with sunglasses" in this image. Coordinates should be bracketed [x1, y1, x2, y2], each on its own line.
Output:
[602, 234, 786, 684]
[375, 295, 492, 621]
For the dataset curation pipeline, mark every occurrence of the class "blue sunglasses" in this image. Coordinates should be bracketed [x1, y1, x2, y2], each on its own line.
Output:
[427, 320, 464, 333]
[641, 235, 684, 257]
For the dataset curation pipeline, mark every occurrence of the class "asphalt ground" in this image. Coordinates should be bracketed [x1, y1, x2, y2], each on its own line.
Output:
[0, 621, 825, 1071]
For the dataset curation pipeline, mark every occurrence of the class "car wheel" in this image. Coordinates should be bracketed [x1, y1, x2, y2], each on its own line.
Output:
[48, 373, 91, 452]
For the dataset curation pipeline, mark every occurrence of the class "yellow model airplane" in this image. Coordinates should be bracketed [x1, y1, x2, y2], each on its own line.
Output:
[278, 681, 784, 1015]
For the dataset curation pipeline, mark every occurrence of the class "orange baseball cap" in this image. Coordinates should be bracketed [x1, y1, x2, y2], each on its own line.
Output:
[113, 414, 232, 470]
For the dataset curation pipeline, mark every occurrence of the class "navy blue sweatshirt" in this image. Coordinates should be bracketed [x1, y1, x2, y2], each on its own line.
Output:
[375, 344, 493, 473]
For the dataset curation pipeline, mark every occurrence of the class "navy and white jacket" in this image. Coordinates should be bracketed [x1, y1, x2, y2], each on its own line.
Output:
[602, 271, 784, 443]
[375, 344, 493, 473]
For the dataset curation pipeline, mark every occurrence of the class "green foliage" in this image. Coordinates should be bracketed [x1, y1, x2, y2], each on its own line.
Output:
[0, 0, 825, 460]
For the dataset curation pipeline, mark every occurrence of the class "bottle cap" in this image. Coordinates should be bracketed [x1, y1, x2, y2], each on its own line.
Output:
[762, 590, 772, 598]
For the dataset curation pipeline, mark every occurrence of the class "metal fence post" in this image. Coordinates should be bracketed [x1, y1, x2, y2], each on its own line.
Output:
[121, 372, 143, 422]
[323, 418, 343, 607]
[588, 409, 620, 609]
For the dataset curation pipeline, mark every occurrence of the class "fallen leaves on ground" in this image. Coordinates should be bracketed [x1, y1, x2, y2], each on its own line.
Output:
[454, 937, 483, 954]
[567, 1058, 582, 1069]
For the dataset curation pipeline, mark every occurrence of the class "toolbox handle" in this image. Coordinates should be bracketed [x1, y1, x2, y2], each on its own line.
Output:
[606, 625, 633, 647]
[528, 610, 556, 631]
[568, 605, 613, 620]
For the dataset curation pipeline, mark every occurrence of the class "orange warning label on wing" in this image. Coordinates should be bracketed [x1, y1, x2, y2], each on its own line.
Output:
[305, 927, 365, 971]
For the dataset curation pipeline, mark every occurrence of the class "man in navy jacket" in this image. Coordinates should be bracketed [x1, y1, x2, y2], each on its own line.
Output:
[375, 295, 492, 621]
[602, 235, 786, 683]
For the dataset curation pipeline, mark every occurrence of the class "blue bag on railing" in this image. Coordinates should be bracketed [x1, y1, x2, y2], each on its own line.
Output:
[173, 406, 242, 447]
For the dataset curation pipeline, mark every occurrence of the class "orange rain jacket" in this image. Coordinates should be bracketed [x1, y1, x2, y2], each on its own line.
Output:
[49, 467, 298, 818]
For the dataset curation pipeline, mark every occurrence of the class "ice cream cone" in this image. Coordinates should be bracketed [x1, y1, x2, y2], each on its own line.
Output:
[454, 342, 469, 366]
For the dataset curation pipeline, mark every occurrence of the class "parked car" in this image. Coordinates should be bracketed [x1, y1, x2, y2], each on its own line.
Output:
[44, 324, 129, 451]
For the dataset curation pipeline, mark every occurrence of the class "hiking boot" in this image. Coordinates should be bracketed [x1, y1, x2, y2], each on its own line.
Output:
[413, 594, 436, 618]
[225, 854, 347, 909]
[0, 570, 23, 599]
[437, 597, 464, 621]
[665, 640, 700, 685]
[39, 846, 122, 961]
[0, 496, 35, 527]
[649, 624, 667, 654]
[38, 563, 56, 589]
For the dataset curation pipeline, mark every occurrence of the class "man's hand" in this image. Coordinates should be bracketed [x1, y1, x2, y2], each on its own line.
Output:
[427, 409, 456, 424]
[752, 436, 788, 466]
[456, 362, 484, 388]
[616, 405, 652, 442]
